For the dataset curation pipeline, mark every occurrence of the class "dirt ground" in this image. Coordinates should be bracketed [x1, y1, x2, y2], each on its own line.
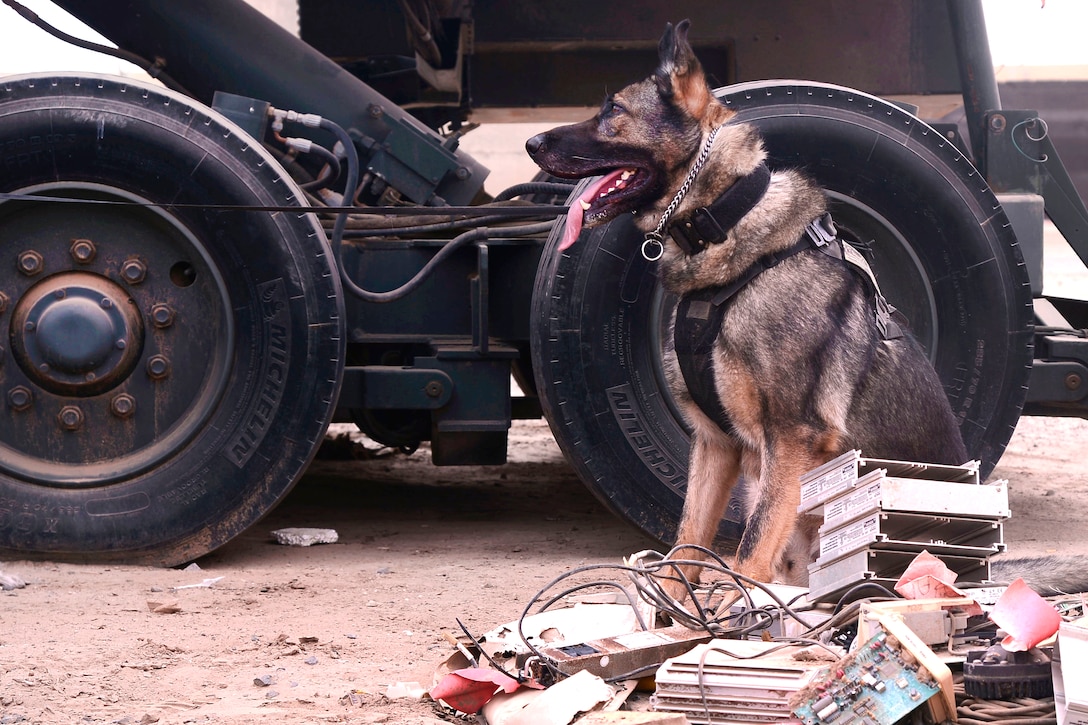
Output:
[0, 411, 1086, 725]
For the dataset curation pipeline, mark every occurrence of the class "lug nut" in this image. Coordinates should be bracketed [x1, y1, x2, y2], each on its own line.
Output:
[70, 239, 97, 263]
[121, 258, 147, 284]
[17, 250, 44, 276]
[7, 386, 33, 411]
[110, 393, 136, 419]
[150, 303, 176, 328]
[424, 381, 444, 398]
[57, 405, 84, 431]
[147, 355, 171, 380]
[1067, 372, 1083, 391]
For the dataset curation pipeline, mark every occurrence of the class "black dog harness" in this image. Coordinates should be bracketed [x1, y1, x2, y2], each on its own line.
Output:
[668, 165, 903, 434]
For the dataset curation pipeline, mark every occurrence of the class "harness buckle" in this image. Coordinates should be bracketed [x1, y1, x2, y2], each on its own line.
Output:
[805, 212, 838, 247]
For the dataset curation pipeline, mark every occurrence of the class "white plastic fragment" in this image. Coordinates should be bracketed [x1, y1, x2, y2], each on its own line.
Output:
[172, 576, 225, 591]
[0, 570, 26, 590]
[271, 527, 339, 546]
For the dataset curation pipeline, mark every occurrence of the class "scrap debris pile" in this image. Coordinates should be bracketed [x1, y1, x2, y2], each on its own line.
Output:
[419, 451, 1088, 725]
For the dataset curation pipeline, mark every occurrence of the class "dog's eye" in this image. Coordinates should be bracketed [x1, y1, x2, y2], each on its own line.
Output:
[602, 98, 625, 117]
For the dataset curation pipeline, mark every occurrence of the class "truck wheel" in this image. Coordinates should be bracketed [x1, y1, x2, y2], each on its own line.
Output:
[530, 81, 1033, 548]
[0, 75, 344, 565]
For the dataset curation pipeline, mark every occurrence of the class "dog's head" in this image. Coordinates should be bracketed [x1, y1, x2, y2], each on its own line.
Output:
[525, 19, 734, 249]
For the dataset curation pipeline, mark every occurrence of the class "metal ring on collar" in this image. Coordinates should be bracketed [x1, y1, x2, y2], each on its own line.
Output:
[641, 235, 665, 261]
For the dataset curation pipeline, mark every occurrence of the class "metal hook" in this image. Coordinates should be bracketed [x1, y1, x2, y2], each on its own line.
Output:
[1011, 117, 1050, 163]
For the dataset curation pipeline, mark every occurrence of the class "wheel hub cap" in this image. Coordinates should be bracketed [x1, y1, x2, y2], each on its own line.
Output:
[11, 272, 144, 395]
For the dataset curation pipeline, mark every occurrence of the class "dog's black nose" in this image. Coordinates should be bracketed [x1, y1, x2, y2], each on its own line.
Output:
[525, 133, 546, 157]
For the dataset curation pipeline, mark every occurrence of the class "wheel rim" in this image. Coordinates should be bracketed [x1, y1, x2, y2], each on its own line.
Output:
[0, 183, 233, 486]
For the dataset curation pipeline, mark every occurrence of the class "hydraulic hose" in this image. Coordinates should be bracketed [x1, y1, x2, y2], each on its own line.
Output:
[291, 112, 556, 303]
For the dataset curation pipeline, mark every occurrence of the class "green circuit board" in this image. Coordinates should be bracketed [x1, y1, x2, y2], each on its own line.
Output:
[791, 631, 941, 725]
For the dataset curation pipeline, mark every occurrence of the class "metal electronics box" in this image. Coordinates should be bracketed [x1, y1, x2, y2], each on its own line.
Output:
[799, 450, 982, 515]
[653, 640, 828, 724]
[801, 450, 1009, 603]
[807, 548, 992, 602]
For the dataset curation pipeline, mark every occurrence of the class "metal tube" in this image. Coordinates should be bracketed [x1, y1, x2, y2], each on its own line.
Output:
[945, 0, 1002, 166]
[50, 0, 488, 204]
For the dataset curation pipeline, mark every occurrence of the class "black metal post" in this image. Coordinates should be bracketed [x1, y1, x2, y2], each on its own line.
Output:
[946, 0, 1002, 167]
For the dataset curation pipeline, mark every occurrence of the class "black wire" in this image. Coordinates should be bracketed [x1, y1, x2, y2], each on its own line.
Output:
[338, 211, 556, 237]
[534, 581, 649, 630]
[1, 0, 191, 95]
[454, 618, 525, 683]
[301, 116, 559, 303]
[343, 221, 555, 303]
[0, 191, 566, 219]
[832, 582, 899, 613]
[505, 549, 846, 684]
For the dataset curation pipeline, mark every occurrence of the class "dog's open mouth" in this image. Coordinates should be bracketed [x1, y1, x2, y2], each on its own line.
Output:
[561, 166, 650, 250]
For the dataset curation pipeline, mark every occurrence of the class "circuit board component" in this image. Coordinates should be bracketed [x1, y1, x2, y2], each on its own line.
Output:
[791, 631, 941, 725]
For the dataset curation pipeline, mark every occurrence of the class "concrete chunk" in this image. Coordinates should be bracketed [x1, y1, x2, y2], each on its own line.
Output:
[271, 527, 339, 547]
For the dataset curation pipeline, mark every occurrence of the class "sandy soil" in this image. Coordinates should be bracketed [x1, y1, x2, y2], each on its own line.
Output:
[0, 413, 1085, 725]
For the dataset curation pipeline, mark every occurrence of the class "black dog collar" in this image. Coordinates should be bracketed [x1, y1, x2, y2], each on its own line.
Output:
[667, 162, 771, 256]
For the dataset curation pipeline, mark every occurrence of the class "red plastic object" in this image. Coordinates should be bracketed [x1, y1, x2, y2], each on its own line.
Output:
[430, 667, 522, 713]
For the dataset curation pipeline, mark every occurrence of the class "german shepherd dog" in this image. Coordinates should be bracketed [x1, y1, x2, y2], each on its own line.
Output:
[525, 20, 970, 594]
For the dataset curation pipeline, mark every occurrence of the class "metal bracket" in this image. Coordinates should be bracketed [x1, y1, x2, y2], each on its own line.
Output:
[339, 365, 453, 409]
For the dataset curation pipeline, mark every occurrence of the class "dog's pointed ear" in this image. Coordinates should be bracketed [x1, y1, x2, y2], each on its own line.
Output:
[654, 21, 680, 98]
[654, 19, 712, 120]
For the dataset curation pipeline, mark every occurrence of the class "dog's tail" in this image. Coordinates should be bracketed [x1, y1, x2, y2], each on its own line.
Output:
[990, 554, 1088, 596]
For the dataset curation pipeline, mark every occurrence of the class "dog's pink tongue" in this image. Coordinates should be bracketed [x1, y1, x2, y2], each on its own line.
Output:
[559, 169, 629, 251]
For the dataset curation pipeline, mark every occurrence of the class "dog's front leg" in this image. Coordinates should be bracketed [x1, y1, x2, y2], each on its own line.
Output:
[664, 427, 741, 602]
[733, 444, 821, 584]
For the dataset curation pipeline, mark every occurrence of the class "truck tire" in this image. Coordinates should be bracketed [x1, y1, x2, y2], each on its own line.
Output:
[530, 81, 1033, 548]
[0, 75, 344, 565]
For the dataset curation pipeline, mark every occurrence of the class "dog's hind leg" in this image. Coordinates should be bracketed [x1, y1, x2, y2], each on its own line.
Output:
[665, 425, 742, 601]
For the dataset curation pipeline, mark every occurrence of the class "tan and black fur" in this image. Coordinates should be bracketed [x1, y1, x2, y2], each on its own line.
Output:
[526, 20, 969, 591]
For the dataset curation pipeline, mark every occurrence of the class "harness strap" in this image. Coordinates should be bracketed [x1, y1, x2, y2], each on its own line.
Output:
[673, 213, 903, 433]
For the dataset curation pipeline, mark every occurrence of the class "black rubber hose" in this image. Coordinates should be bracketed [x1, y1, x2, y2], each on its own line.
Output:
[299, 142, 342, 192]
[492, 181, 577, 202]
[317, 115, 556, 303]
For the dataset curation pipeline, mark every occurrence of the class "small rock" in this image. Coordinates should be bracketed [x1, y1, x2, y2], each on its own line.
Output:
[265, 690, 279, 699]
[182, 562, 202, 572]
[254, 674, 275, 687]
[304, 656, 318, 665]
[270, 528, 338, 547]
